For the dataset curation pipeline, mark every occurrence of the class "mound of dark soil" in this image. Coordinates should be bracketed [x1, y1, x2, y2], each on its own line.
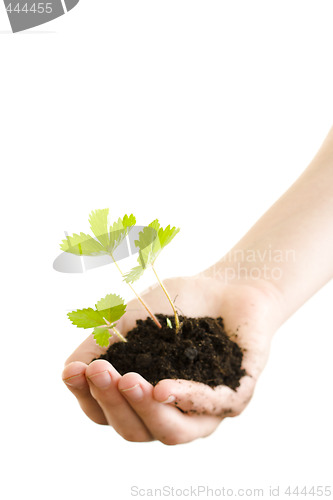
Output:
[95, 315, 245, 389]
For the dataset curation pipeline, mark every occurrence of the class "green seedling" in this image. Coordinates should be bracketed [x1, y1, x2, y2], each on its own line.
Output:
[60, 209, 162, 329]
[61, 210, 180, 347]
[124, 219, 180, 331]
[68, 293, 127, 346]
[166, 317, 173, 329]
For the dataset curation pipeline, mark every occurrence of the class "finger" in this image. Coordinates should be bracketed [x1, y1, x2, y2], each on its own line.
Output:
[118, 372, 222, 445]
[85, 360, 153, 442]
[62, 361, 107, 425]
[153, 376, 256, 417]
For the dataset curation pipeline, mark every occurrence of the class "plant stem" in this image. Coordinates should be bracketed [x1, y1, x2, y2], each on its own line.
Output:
[102, 318, 127, 343]
[151, 263, 180, 332]
[111, 327, 127, 343]
[110, 254, 162, 329]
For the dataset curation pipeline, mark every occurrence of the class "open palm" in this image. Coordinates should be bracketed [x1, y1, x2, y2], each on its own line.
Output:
[62, 273, 283, 444]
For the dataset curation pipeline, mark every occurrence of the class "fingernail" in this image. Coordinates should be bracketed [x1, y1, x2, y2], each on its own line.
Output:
[87, 370, 112, 389]
[63, 373, 85, 388]
[161, 395, 176, 404]
[120, 384, 143, 402]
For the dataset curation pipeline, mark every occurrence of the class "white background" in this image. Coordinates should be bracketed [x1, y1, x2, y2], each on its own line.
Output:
[0, 1, 332, 499]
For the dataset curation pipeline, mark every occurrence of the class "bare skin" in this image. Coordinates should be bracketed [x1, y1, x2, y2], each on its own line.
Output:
[62, 276, 283, 444]
[62, 126, 333, 445]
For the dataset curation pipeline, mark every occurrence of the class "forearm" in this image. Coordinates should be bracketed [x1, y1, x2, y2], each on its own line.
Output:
[211, 127, 333, 323]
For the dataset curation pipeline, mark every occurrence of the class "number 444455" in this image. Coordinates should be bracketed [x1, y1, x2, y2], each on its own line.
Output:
[285, 486, 331, 496]
[6, 3, 53, 14]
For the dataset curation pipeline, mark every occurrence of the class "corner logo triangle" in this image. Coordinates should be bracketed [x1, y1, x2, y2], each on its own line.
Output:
[3, 0, 80, 33]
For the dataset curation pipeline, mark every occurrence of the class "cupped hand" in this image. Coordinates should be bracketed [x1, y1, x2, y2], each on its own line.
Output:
[62, 272, 284, 445]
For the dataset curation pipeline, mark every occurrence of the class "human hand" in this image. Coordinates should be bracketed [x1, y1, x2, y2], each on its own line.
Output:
[62, 273, 283, 445]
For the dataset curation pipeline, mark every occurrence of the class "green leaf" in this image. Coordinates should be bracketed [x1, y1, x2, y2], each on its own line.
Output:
[60, 232, 106, 255]
[123, 265, 145, 284]
[95, 293, 126, 323]
[123, 220, 179, 285]
[166, 317, 172, 329]
[89, 209, 110, 250]
[68, 308, 105, 329]
[135, 220, 180, 269]
[93, 326, 111, 347]
[158, 224, 180, 250]
[122, 213, 136, 229]
[134, 221, 160, 269]
[61, 211, 136, 257]
[109, 214, 136, 254]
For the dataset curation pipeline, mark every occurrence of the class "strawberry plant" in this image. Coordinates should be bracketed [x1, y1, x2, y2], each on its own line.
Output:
[124, 220, 180, 330]
[59, 209, 246, 390]
[67, 293, 127, 346]
[61, 209, 180, 347]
